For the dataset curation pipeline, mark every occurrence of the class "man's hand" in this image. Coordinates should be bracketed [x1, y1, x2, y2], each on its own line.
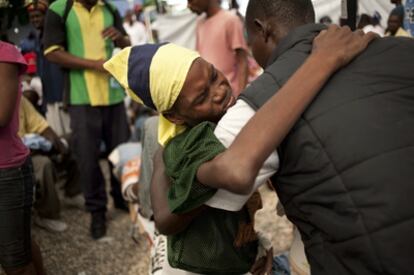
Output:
[91, 59, 107, 73]
[102, 27, 130, 48]
[102, 26, 124, 42]
[312, 25, 379, 71]
[53, 138, 69, 156]
[41, 127, 68, 156]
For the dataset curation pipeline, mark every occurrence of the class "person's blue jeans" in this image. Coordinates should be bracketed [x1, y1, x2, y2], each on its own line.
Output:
[0, 158, 34, 268]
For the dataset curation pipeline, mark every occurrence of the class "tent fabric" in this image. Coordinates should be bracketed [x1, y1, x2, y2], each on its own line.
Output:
[312, 0, 394, 27]
[151, 10, 198, 50]
[153, 0, 396, 51]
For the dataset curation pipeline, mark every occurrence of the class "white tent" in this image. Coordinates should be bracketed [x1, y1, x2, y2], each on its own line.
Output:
[312, 0, 394, 27]
[238, 0, 395, 27]
[156, 0, 398, 49]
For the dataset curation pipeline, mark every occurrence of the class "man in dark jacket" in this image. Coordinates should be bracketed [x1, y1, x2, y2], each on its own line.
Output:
[196, 0, 414, 274]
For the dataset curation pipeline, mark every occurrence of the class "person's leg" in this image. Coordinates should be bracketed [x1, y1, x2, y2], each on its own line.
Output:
[46, 103, 62, 136]
[31, 155, 61, 220]
[56, 154, 83, 209]
[46, 103, 71, 136]
[51, 134, 82, 207]
[57, 103, 71, 136]
[57, 153, 81, 199]
[69, 106, 107, 239]
[31, 155, 66, 233]
[102, 103, 130, 210]
[25, 160, 46, 275]
[0, 159, 45, 275]
[30, 239, 46, 275]
[3, 263, 36, 275]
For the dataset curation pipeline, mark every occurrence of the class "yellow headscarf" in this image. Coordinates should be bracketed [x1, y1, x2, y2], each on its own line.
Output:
[103, 43, 200, 146]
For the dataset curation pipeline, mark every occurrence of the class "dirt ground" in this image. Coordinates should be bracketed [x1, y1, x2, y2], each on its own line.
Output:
[1, 181, 293, 275]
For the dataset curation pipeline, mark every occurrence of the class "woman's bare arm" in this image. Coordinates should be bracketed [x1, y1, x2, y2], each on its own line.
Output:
[150, 148, 205, 235]
[46, 49, 106, 72]
[0, 62, 19, 127]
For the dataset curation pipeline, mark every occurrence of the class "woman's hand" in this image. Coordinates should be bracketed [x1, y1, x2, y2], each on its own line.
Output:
[312, 25, 379, 71]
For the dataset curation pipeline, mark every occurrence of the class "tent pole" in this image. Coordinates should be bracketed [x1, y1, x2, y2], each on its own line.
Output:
[343, 0, 358, 30]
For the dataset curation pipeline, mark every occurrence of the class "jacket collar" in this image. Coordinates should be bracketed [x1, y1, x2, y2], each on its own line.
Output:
[266, 23, 326, 68]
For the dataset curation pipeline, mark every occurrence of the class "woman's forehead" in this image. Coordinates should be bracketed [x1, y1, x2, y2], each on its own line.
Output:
[176, 58, 211, 105]
[183, 58, 211, 89]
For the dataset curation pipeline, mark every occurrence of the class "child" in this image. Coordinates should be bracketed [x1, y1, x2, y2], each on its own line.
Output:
[104, 27, 375, 274]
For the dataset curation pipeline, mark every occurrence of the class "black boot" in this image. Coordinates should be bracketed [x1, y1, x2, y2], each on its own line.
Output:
[90, 211, 106, 239]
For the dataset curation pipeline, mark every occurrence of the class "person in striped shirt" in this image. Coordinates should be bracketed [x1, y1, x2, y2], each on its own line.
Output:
[43, 0, 131, 239]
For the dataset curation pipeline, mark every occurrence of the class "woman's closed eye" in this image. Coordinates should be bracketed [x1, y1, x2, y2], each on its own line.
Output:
[192, 65, 218, 106]
[196, 90, 208, 105]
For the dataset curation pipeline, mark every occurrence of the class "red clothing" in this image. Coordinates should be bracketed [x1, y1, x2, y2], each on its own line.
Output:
[196, 10, 248, 97]
[0, 42, 29, 168]
[23, 52, 37, 74]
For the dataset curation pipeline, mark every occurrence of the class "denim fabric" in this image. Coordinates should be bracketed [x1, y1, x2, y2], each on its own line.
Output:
[0, 158, 34, 268]
[272, 254, 291, 275]
[22, 134, 53, 152]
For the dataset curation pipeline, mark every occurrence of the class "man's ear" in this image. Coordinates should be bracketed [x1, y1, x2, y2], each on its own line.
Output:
[162, 111, 186, 125]
[254, 18, 272, 43]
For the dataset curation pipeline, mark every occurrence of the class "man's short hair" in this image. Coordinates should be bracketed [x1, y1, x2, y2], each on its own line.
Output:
[390, 7, 404, 20]
[246, 0, 315, 30]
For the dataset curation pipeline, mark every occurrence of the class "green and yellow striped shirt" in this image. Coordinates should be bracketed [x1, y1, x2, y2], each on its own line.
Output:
[44, 0, 125, 106]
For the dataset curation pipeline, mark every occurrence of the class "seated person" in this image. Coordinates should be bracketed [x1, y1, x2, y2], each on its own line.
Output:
[19, 96, 82, 232]
[104, 26, 375, 274]
[385, 10, 412, 37]
[23, 89, 42, 114]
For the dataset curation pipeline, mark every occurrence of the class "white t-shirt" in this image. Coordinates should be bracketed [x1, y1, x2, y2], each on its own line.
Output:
[123, 21, 148, 46]
[362, 25, 384, 37]
[204, 99, 280, 211]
